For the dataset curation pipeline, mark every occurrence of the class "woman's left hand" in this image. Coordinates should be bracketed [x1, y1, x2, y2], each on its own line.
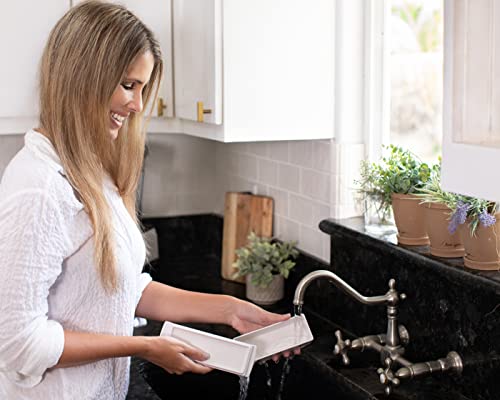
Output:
[229, 298, 301, 362]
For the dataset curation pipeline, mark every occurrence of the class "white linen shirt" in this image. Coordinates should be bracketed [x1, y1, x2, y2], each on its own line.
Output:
[0, 129, 152, 400]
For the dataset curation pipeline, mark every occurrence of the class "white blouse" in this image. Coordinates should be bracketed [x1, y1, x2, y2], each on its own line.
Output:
[0, 130, 152, 400]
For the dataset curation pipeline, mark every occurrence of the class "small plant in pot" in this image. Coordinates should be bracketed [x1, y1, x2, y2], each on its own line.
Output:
[355, 159, 396, 234]
[232, 232, 299, 305]
[415, 162, 465, 258]
[356, 145, 432, 245]
[446, 195, 499, 270]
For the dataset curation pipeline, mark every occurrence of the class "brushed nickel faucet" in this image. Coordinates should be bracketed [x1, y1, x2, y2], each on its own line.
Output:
[293, 270, 463, 395]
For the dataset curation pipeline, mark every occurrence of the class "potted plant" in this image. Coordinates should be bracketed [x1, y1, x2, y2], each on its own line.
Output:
[232, 232, 299, 305]
[416, 162, 465, 258]
[355, 159, 396, 234]
[356, 145, 432, 245]
[446, 195, 500, 270]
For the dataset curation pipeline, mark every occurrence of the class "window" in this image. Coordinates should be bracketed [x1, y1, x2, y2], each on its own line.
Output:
[388, 0, 444, 165]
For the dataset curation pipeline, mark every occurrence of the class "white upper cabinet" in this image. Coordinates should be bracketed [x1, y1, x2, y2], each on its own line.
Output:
[0, 1, 70, 134]
[173, 0, 335, 142]
[173, 0, 222, 125]
[442, 0, 500, 201]
[74, 0, 175, 119]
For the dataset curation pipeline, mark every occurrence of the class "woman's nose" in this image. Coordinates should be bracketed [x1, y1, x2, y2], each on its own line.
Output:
[128, 93, 143, 113]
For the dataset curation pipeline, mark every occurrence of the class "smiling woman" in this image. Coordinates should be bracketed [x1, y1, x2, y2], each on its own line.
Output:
[109, 51, 155, 140]
[0, 1, 296, 400]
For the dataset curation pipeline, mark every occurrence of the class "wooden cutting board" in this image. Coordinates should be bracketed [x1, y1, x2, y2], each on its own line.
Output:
[221, 192, 274, 282]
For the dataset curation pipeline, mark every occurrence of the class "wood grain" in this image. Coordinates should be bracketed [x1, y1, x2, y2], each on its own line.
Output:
[221, 192, 274, 282]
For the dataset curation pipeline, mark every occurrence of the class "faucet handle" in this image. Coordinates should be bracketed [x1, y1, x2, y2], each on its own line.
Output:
[388, 278, 406, 304]
[333, 330, 352, 365]
[377, 357, 400, 396]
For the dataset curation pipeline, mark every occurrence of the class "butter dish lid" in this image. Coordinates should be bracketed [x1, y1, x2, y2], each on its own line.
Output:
[160, 321, 256, 377]
[234, 314, 314, 361]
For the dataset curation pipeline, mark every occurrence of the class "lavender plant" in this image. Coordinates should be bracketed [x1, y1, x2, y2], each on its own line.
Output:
[416, 161, 497, 235]
[447, 196, 497, 236]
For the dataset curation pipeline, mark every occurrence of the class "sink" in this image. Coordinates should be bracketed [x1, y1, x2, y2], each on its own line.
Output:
[140, 352, 373, 400]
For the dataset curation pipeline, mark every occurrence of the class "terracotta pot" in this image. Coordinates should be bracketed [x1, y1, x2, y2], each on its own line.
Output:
[245, 274, 284, 305]
[423, 202, 464, 258]
[459, 214, 500, 270]
[391, 193, 429, 246]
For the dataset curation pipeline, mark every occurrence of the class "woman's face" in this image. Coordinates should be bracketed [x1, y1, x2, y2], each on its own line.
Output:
[109, 51, 155, 140]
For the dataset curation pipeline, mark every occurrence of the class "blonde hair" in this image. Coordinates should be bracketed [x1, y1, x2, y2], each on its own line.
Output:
[38, 0, 163, 292]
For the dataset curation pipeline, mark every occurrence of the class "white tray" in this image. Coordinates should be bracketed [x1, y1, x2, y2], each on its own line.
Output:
[234, 314, 314, 362]
[160, 321, 257, 377]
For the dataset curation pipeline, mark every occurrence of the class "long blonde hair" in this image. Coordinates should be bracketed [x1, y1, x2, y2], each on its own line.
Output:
[38, 0, 163, 292]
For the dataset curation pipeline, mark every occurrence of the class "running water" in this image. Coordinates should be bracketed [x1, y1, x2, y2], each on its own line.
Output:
[262, 361, 273, 389]
[276, 357, 293, 400]
[293, 304, 302, 316]
[238, 375, 250, 400]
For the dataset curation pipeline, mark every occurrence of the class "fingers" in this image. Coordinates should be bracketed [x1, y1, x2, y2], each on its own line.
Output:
[188, 360, 213, 375]
[182, 344, 210, 362]
[265, 312, 291, 324]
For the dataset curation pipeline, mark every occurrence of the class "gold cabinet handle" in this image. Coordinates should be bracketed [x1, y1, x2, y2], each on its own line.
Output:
[157, 97, 167, 117]
[197, 101, 212, 122]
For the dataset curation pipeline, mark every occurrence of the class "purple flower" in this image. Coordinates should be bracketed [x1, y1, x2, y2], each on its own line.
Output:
[448, 201, 470, 234]
[479, 210, 496, 227]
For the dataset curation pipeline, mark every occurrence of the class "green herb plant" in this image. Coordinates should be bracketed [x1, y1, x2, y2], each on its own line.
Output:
[355, 144, 432, 220]
[232, 232, 299, 288]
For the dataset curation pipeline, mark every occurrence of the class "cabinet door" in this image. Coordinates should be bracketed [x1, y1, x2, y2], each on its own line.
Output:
[73, 0, 174, 118]
[173, 0, 222, 124]
[441, 0, 500, 201]
[116, 0, 174, 118]
[0, 1, 69, 120]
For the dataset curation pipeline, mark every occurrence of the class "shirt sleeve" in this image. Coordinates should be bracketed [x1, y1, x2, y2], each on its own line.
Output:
[0, 189, 70, 388]
[136, 272, 153, 307]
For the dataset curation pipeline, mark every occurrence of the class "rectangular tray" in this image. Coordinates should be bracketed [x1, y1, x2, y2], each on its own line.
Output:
[160, 321, 256, 377]
[234, 314, 314, 362]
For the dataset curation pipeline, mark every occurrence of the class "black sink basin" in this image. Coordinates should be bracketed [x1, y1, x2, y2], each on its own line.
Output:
[140, 352, 373, 400]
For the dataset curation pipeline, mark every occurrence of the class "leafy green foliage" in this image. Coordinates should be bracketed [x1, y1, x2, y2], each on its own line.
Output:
[232, 232, 299, 288]
[355, 144, 432, 213]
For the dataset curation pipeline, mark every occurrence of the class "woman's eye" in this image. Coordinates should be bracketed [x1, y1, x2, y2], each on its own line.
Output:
[121, 83, 134, 90]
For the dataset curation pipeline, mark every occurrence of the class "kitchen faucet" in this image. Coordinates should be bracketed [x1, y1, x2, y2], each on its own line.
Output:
[293, 270, 463, 395]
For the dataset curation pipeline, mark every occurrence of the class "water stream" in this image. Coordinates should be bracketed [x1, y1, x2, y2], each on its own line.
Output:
[238, 357, 295, 400]
[276, 357, 293, 400]
[293, 304, 302, 316]
[238, 375, 250, 400]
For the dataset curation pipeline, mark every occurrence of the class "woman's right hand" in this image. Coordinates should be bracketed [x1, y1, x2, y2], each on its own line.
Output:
[141, 336, 213, 375]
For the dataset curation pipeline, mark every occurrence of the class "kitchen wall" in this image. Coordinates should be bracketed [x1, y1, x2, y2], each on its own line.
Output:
[0, 133, 364, 264]
[0, 135, 24, 177]
[215, 140, 364, 262]
[141, 133, 217, 216]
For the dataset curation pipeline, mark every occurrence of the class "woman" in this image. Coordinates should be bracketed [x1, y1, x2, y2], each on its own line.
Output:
[0, 1, 295, 399]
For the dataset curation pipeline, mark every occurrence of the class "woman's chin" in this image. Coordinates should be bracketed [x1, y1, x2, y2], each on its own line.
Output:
[109, 128, 119, 140]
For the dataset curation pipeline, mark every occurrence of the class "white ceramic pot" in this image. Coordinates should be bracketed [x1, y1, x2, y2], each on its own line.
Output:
[245, 274, 284, 305]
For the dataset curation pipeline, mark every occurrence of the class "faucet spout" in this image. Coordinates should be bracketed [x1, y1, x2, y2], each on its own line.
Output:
[293, 270, 400, 311]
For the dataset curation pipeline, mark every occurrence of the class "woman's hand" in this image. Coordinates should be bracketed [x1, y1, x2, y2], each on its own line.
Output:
[140, 336, 213, 375]
[228, 298, 301, 362]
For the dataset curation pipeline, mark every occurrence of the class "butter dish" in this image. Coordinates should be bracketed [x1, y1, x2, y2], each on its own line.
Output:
[160, 321, 257, 377]
[234, 314, 314, 361]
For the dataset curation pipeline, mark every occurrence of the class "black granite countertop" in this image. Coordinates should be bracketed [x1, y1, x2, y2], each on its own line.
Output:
[128, 214, 500, 400]
[129, 255, 480, 400]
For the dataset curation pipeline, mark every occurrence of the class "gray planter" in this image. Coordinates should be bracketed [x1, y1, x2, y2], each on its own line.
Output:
[245, 274, 284, 305]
